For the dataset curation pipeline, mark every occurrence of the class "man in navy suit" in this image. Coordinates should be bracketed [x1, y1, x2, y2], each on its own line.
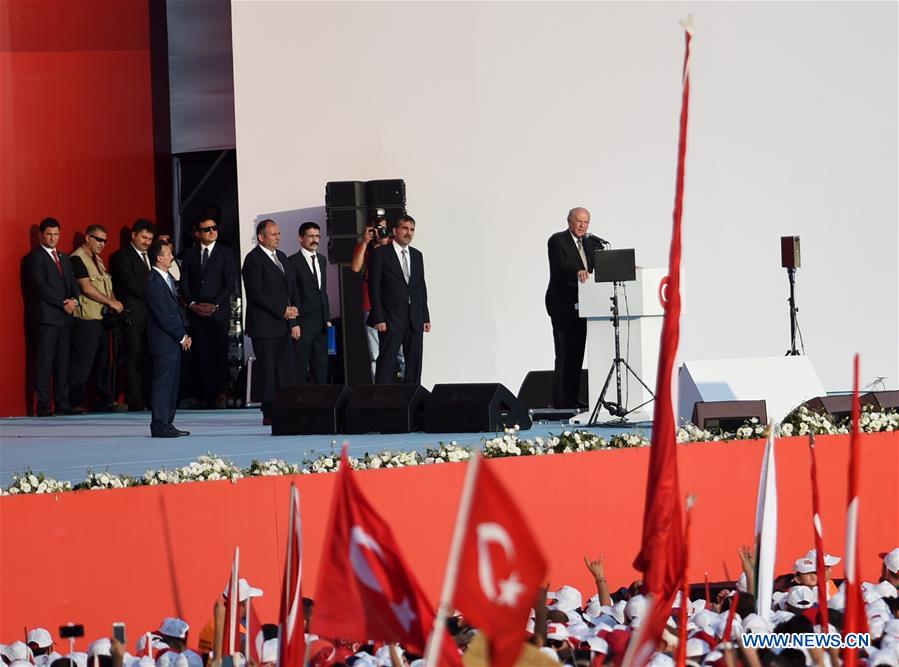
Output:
[367, 214, 431, 385]
[241, 219, 299, 424]
[288, 221, 331, 384]
[23, 217, 80, 416]
[145, 239, 192, 437]
[545, 207, 603, 408]
[180, 216, 238, 407]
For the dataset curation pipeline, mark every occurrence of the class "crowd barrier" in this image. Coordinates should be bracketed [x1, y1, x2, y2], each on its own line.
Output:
[1, 432, 896, 647]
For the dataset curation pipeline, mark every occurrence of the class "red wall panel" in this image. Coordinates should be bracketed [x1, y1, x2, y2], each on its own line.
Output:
[0, 1, 157, 416]
[0, 434, 896, 648]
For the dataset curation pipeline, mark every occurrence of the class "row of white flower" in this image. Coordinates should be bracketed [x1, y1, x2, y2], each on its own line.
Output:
[4, 406, 895, 496]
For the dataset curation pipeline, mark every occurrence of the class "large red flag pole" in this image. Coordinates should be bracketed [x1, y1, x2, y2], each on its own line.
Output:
[624, 16, 693, 667]
[423, 453, 481, 665]
[807, 435, 830, 630]
[843, 355, 867, 667]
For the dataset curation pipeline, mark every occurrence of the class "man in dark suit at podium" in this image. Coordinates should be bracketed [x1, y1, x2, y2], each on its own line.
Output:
[288, 221, 330, 385]
[545, 207, 603, 409]
[241, 219, 299, 424]
[367, 214, 430, 385]
[180, 216, 238, 407]
[23, 217, 80, 416]
[145, 239, 191, 437]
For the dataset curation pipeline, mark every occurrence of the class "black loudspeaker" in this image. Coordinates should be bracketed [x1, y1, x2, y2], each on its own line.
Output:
[803, 393, 880, 421]
[517, 370, 588, 409]
[327, 208, 368, 236]
[692, 400, 767, 433]
[326, 181, 366, 208]
[327, 237, 360, 264]
[365, 179, 406, 208]
[345, 384, 430, 434]
[869, 390, 899, 410]
[781, 235, 801, 269]
[425, 383, 532, 433]
[271, 385, 352, 435]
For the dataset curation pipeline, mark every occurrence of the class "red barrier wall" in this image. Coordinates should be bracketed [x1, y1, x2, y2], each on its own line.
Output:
[0, 0, 158, 417]
[1, 433, 896, 648]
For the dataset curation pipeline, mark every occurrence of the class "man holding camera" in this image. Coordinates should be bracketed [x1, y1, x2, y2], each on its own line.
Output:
[69, 224, 128, 413]
[351, 211, 406, 381]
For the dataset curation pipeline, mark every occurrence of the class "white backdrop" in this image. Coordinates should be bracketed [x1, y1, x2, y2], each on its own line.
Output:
[230, 1, 898, 394]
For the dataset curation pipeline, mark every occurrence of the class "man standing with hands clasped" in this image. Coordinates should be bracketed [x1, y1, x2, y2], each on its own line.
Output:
[545, 207, 603, 409]
[145, 239, 191, 438]
[367, 214, 430, 385]
[241, 219, 299, 425]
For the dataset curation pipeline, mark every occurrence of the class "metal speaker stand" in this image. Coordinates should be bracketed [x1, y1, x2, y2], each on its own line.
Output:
[785, 267, 800, 356]
[587, 282, 655, 426]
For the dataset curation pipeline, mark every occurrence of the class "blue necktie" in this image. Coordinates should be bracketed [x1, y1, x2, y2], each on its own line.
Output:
[166, 273, 175, 294]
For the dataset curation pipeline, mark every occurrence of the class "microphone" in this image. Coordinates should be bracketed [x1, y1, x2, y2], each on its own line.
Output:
[586, 233, 610, 248]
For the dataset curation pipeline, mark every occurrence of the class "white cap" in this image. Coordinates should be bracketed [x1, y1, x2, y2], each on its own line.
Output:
[70, 652, 88, 667]
[88, 639, 112, 657]
[546, 623, 569, 641]
[786, 585, 816, 608]
[625, 595, 648, 625]
[223, 578, 264, 602]
[648, 652, 676, 667]
[828, 590, 846, 611]
[4, 643, 33, 662]
[883, 548, 899, 574]
[350, 653, 376, 667]
[691, 610, 717, 635]
[793, 558, 816, 574]
[157, 618, 189, 640]
[581, 637, 609, 654]
[686, 639, 711, 658]
[805, 549, 841, 567]
[10, 661, 33, 667]
[736, 572, 748, 593]
[27, 629, 53, 650]
[584, 595, 603, 617]
[258, 640, 278, 666]
[885, 619, 899, 639]
[868, 649, 899, 667]
[549, 585, 583, 612]
[770, 610, 796, 625]
[742, 614, 773, 635]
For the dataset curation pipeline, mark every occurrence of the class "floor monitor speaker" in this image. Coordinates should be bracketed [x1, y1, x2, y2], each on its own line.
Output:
[272, 385, 352, 435]
[692, 400, 767, 433]
[426, 383, 532, 433]
[345, 384, 430, 434]
[517, 370, 588, 409]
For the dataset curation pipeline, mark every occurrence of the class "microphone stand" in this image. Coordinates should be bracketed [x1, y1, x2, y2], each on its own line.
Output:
[588, 282, 655, 425]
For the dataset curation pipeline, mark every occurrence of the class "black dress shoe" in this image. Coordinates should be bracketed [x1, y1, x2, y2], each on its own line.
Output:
[151, 428, 180, 438]
[36, 407, 53, 417]
[172, 428, 190, 436]
[55, 406, 75, 415]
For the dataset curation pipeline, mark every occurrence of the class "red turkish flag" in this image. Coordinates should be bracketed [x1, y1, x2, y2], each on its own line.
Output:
[453, 458, 547, 667]
[626, 20, 692, 667]
[313, 447, 460, 666]
[278, 484, 306, 667]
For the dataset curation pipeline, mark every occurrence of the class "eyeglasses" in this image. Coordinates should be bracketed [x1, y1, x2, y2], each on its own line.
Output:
[199, 225, 218, 233]
[89, 235, 108, 243]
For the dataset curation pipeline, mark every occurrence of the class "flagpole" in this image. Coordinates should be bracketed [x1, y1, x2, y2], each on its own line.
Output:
[229, 546, 240, 657]
[279, 484, 296, 667]
[423, 452, 482, 666]
[754, 422, 777, 622]
[245, 596, 252, 662]
[808, 434, 830, 630]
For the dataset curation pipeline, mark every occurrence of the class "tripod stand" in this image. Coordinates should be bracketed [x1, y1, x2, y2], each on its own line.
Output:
[785, 267, 800, 356]
[588, 283, 655, 425]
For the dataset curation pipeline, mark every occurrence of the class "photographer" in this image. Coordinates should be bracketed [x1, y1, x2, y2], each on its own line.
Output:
[350, 211, 403, 382]
[69, 225, 128, 413]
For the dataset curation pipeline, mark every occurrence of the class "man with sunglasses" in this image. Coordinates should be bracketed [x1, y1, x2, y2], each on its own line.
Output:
[69, 224, 128, 413]
[180, 216, 238, 408]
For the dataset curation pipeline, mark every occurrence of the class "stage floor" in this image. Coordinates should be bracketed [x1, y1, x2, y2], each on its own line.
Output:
[0, 409, 649, 487]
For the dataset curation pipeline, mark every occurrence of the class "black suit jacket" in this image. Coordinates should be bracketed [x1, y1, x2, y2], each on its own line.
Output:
[366, 243, 429, 331]
[180, 242, 238, 322]
[288, 251, 330, 334]
[23, 247, 79, 325]
[110, 245, 151, 320]
[145, 270, 187, 355]
[544, 231, 602, 320]
[241, 245, 297, 339]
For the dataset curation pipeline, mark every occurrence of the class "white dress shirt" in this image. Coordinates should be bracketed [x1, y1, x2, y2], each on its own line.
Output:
[300, 247, 320, 289]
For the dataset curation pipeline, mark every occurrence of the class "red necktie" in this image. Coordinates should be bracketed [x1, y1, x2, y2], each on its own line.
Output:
[51, 249, 63, 276]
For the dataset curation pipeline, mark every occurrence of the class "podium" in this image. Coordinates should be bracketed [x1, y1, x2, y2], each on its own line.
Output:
[572, 268, 681, 424]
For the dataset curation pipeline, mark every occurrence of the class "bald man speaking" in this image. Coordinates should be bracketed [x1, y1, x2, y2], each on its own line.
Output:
[544, 207, 603, 409]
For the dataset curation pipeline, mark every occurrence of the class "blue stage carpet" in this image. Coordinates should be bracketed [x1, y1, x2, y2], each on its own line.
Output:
[0, 409, 649, 486]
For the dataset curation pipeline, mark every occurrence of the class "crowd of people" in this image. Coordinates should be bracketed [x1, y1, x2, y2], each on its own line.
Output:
[5, 547, 898, 667]
[23, 208, 436, 435]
